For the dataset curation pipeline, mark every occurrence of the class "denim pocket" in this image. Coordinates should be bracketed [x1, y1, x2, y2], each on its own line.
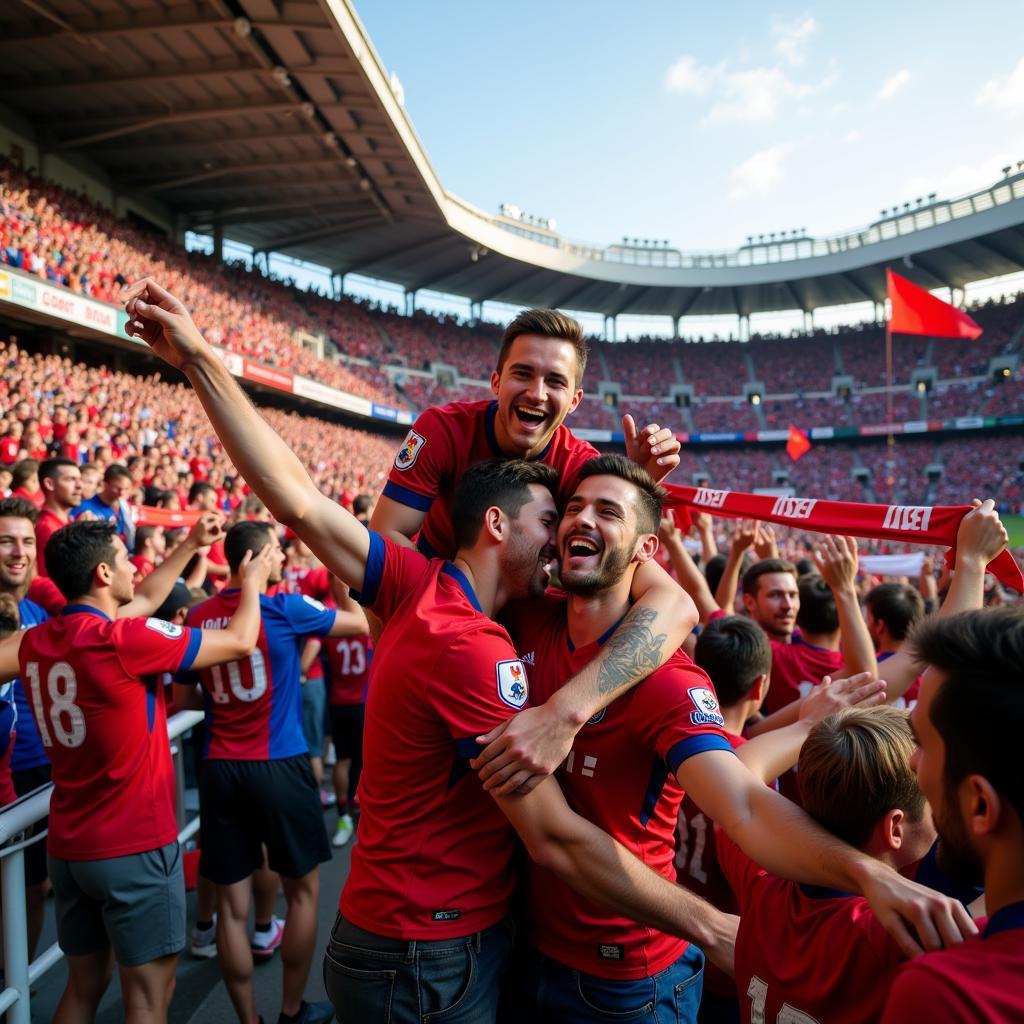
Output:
[324, 946, 397, 1023]
[574, 971, 657, 1020]
[421, 943, 478, 1022]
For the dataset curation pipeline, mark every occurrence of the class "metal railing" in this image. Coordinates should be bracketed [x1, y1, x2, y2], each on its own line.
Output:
[0, 709, 205, 1024]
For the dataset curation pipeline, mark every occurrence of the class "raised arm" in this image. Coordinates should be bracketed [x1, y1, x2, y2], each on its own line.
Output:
[622, 414, 681, 484]
[120, 512, 222, 618]
[327, 577, 371, 637]
[658, 514, 718, 623]
[369, 496, 425, 552]
[881, 500, 1007, 701]
[494, 778, 737, 976]
[473, 559, 697, 794]
[190, 546, 274, 669]
[123, 279, 370, 591]
[714, 521, 756, 613]
[812, 534, 878, 681]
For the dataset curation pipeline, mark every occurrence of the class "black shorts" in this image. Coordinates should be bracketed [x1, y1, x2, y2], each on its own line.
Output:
[13, 764, 52, 887]
[329, 704, 365, 762]
[199, 755, 330, 886]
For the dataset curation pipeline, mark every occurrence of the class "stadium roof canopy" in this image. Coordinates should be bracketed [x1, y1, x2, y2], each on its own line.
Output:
[2, 0, 1024, 319]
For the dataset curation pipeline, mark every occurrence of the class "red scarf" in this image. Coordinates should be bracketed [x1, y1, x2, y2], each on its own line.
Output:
[134, 505, 204, 529]
[663, 484, 1023, 593]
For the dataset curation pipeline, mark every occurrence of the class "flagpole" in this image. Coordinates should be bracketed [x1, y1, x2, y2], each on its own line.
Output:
[885, 323, 895, 490]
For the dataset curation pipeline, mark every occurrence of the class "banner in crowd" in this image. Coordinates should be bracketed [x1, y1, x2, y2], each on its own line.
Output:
[859, 553, 927, 577]
[134, 506, 204, 528]
[663, 483, 1024, 593]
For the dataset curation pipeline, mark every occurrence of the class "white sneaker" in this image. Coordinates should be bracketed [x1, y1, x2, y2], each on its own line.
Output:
[333, 813, 354, 847]
[251, 915, 285, 962]
[190, 913, 217, 958]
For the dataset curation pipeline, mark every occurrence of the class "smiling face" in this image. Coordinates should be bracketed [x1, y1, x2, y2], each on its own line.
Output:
[46, 464, 83, 510]
[490, 334, 583, 458]
[744, 571, 799, 639]
[0, 515, 36, 593]
[499, 483, 559, 600]
[558, 475, 649, 596]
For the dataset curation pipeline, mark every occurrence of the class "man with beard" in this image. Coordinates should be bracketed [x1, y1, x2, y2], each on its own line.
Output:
[489, 456, 980, 1022]
[122, 280, 729, 1023]
[881, 606, 1024, 1023]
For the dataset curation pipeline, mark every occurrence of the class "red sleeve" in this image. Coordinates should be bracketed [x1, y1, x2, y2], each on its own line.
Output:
[300, 566, 331, 600]
[113, 617, 202, 677]
[427, 626, 526, 741]
[355, 531, 431, 621]
[881, 960, 968, 1024]
[715, 828, 763, 910]
[207, 540, 227, 566]
[384, 406, 457, 508]
[27, 576, 66, 614]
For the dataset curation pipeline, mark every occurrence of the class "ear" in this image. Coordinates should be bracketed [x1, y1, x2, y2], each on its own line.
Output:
[94, 558, 114, 589]
[749, 672, 768, 703]
[633, 533, 659, 564]
[490, 370, 501, 399]
[567, 388, 584, 414]
[742, 592, 756, 616]
[481, 504, 507, 544]
[883, 808, 905, 851]
[965, 774, 1001, 839]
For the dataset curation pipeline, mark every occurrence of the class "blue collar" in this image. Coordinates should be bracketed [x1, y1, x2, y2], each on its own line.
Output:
[799, 884, 856, 901]
[567, 612, 627, 654]
[441, 562, 483, 613]
[983, 900, 1024, 939]
[484, 401, 554, 463]
[792, 632, 831, 653]
[61, 604, 111, 621]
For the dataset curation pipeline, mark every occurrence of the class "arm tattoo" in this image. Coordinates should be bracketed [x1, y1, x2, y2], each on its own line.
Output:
[596, 606, 669, 696]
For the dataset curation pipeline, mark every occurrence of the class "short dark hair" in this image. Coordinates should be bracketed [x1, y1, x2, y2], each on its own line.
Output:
[0, 593, 19, 639]
[10, 459, 37, 490]
[135, 525, 161, 551]
[741, 558, 797, 599]
[0, 496, 38, 525]
[224, 520, 275, 574]
[574, 454, 665, 535]
[38, 458, 78, 483]
[103, 463, 132, 484]
[352, 494, 373, 518]
[451, 459, 558, 550]
[911, 608, 1024, 825]
[497, 308, 588, 388]
[796, 573, 839, 635]
[694, 616, 772, 706]
[865, 582, 925, 641]
[799, 706, 925, 848]
[45, 521, 119, 601]
[704, 553, 727, 595]
[188, 481, 217, 504]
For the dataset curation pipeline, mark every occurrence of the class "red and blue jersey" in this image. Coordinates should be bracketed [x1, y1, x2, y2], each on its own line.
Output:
[506, 595, 735, 980]
[183, 590, 336, 761]
[765, 634, 844, 715]
[17, 607, 201, 860]
[881, 902, 1024, 1024]
[341, 530, 527, 939]
[11, 598, 50, 773]
[70, 495, 135, 547]
[718, 830, 907, 1024]
[383, 400, 598, 559]
[324, 634, 372, 706]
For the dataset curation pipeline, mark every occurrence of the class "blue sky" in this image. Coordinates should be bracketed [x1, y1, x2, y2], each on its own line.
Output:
[204, 3, 1024, 335]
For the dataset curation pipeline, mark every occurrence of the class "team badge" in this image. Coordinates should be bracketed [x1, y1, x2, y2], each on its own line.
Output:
[496, 659, 529, 709]
[146, 618, 183, 639]
[394, 429, 426, 471]
[687, 686, 725, 727]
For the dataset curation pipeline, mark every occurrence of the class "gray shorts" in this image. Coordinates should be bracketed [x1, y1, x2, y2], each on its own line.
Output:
[301, 675, 327, 754]
[48, 841, 186, 966]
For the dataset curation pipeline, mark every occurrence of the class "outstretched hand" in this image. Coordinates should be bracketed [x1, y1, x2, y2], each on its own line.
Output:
[622, 415, 681, 483]
[798, 672, 885, 724]
[471, 704, 577, 795]
[122, 278, 209, 371]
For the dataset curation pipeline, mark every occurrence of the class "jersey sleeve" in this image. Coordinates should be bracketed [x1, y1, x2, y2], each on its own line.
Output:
[114, 617, 202, 677]
[381, 405, 454, 512]
[629, 661, 735, 774]
[881, 960, 966, 1024]
[273, 593, 338, 639]
[352, 530, 430, 620]
[427, 625, 526, 746]
[715, 828, 763, 911]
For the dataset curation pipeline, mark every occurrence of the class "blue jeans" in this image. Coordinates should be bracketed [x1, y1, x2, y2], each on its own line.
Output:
[519, 944, 705, 1023]
[324, 914, 514, 1023]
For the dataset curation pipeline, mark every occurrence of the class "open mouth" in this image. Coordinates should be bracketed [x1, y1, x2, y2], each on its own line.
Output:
[563, 534, 602, 567]
[513, 405, 547, 430]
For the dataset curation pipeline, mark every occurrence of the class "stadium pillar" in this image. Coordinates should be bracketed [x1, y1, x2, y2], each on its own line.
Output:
[875, 301, 885, 323]
[213, 223, 224, 263]
[405, 290, 416, 316]
[674, 315, 683, 340]
[332, 273, 346, 300]
[739, 314, 750, 341]
[804, 310, 813, 332]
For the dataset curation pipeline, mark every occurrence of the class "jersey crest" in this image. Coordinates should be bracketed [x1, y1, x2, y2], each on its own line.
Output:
[394, 429, 426, 471]
[145, 617, 183, 639]
[496, 659, 529, 709]
[688, 686, 725, 727]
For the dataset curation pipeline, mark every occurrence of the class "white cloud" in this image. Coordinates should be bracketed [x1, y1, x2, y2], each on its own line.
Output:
[877, 68, 912, 101]
[772, 14, 817, 66]
[842, 128, 863, 144]
[664, 51, 834, 123]
[976, 56, 1024, 115]
[730, 143, 795, 200]
[904, 151, 1019, 200]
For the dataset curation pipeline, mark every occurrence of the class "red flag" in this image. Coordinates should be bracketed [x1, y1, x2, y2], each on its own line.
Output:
[887, 269, 982, 339]
[786, 425, 812, 462]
